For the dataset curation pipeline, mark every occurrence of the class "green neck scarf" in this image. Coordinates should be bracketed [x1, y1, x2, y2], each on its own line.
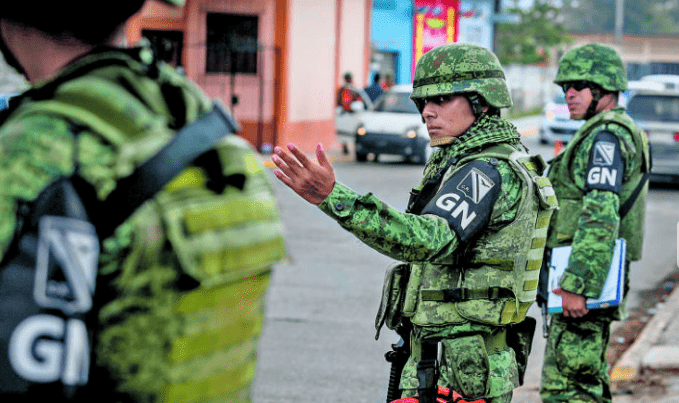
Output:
[421, 114, 521, 183]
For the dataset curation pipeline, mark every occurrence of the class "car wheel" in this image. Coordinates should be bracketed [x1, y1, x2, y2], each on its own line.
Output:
[356, 151, 368, 162]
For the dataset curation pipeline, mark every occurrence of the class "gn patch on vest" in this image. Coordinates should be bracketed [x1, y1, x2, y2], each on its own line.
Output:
[585, 131, 623, 194]
[421, 160, 501, 242]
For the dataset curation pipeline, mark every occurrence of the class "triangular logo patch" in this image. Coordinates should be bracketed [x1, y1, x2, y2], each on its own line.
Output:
[593, 141, 616, 166]
[457, 168, 495, 204]
[34, 216, 99, 315]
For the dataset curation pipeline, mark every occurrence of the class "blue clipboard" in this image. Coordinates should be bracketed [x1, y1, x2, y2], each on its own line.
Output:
[547, 238, 626, 314]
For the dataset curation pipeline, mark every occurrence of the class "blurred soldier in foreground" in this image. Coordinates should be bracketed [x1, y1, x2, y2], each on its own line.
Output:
[539, 43, 650, 403]
[0, 1, 286, 402]
[272, 43, 557, 403]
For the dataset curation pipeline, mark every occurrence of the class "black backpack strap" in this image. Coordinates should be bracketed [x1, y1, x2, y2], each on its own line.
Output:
[83, 101, 239, 240]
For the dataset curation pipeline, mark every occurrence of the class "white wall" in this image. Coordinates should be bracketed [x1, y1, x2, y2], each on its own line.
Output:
[288, 0, 340, 122]
[504, 64, 559, 114]
[338, 0, 368, 87]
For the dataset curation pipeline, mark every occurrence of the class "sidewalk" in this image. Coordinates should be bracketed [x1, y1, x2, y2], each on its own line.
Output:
[611, 283, 679, 403]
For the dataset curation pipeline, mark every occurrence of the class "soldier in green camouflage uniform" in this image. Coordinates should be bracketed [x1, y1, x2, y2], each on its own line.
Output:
[539, 43, 650, 403]
[0, 1, 286, 402]
[272, 43, 557, 403]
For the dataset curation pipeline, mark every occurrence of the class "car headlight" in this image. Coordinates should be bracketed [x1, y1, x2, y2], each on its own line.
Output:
[357, 126, 366, 136]
[405, 126, 423, 139]
[545, 110, 556, 121]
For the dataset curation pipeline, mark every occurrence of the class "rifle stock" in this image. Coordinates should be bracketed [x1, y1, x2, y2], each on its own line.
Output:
[385, 325, 410, 403]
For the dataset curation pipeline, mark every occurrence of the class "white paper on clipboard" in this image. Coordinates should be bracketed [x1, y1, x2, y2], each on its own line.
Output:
[547, 238, 626, 314]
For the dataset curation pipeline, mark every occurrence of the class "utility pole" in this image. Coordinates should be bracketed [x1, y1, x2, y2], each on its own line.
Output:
[615, 0, 624, 46]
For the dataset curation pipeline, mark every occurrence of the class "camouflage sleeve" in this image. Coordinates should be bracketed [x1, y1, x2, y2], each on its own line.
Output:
[0, 114, 75, 261]
[317, 158, 522, 264]
[559, 123, 633, 297]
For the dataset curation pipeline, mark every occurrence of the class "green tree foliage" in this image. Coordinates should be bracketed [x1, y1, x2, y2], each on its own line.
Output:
[496, 0, 573, 65]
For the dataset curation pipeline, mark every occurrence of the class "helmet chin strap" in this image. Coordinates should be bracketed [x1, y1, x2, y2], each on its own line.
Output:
[584, 87, 603, 120]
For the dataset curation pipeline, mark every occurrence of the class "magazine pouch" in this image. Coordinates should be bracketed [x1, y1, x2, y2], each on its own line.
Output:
[375, 263, 410, 340]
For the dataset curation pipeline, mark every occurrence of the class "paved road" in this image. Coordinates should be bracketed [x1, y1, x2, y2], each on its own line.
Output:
[252, 116, 679, 403]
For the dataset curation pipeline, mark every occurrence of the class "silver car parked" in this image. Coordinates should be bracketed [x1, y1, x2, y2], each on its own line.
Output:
[626, 88, 679, 183]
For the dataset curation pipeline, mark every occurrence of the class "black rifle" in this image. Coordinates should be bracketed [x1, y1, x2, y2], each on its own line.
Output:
[536, 248, 552, 338]
[384, 324, 411, 403]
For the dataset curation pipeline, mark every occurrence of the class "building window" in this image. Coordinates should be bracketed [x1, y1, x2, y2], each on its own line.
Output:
[206, 13, 259, 74]
[142, 29, 184, 67]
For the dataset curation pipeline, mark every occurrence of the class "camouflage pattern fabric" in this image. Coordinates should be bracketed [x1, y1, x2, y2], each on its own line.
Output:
[410, 43, 512, 109]
[318, 114, 523, 265]
[540, 314, 613, 403]
[399, 323, 517, 401]
[546, 108, 647, 304]
[553, 43, 627, 92]
[319, 114, 529, 400]
[0, 46, 286, 402]
[541, 107, 648, 401]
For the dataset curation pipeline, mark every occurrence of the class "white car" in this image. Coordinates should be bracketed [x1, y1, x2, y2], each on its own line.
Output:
[335, 88, 373, 154]
[347, 84, 432, 164]
[626, 87, 679, 183]
[640, 74, 679, 92]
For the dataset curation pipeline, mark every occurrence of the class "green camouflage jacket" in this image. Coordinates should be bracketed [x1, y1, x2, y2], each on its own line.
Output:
[547, 107, 648, 300]
[0, 46, 286, 402]
[319, 114, 523, 266]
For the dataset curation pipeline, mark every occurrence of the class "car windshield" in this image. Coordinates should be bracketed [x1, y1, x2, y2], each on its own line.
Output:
[375, 91, 420, 114]
[627, 94, 679, 123]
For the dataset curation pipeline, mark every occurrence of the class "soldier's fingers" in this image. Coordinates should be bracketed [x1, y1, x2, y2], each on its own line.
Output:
[273, 146, 303, 172]
[272, 169, 293, 188]
[271, 152, 293, 176]
[316, 143, 332, 171]
[287, 143, 314, 167]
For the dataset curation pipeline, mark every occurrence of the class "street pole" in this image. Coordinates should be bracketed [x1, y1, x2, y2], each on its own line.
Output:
[615, 0, 624, 46]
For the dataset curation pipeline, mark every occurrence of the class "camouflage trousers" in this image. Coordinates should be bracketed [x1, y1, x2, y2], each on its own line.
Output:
[540, 314, 613, 403]
[399, 323, 519, 403]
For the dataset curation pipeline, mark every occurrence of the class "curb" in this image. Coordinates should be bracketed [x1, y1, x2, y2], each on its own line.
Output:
[610, 283, 679, 382]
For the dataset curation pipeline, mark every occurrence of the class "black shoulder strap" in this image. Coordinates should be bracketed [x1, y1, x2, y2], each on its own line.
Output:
[619, 171, 649, 220]
[406, 153, 468, 215]
[618, 126, 652, 220]
[81, 101, 238, 240]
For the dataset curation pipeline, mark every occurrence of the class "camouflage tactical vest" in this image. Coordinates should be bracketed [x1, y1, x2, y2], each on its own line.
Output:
[402, 144, 557, 326]
[546, 109, 649, 261]
[0, 47, 286, 402]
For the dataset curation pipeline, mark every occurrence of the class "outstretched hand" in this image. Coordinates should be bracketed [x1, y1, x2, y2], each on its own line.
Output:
[271, 143, 336, 205]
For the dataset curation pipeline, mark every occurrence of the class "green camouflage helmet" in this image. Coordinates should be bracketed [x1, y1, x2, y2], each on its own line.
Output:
[554, 43, 627, 91]
[410, 43, 512, 109]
